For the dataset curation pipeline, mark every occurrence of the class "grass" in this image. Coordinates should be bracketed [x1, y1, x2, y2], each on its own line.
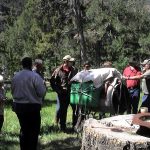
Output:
[0, 88, 144, 150]
[0, 89, 81, 150]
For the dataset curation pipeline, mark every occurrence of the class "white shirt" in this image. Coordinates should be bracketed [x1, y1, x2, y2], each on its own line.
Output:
[11, 69, 46, 104]
[142, 70, 150, 94]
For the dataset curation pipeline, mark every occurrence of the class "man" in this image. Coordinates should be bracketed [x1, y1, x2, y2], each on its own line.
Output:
[32, 59, 44, 79]
[83, 61, 91, 71]
[11, 56, 46, 150]
[103, 61, 112, 68]
[50, 55, 76, 131]
[123, 58, 141, 114]
[124, 59, 150, 112]
[69, 57, 78, 75]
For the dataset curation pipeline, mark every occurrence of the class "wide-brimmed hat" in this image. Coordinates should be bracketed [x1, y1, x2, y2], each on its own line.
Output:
[63, 55, 72, 61]
[141, 59, 150, 65]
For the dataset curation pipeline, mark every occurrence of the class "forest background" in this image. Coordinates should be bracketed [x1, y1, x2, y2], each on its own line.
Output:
[0, 0, 150, 78]
[0, 1, 150, 149]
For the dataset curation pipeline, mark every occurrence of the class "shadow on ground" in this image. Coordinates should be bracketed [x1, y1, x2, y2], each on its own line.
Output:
[40, 137, 81, 150]
[40, 123, 77, 134]
[1, 126, 82, 150]
[0, 132, 19, 150]
[40, 125, 82, 150]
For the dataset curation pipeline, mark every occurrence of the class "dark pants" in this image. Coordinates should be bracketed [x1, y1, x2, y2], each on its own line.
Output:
[13, 103, 41, 150]
[57, 91, 78, 130]
[0, 115, 4, 132]
[128, 88, 140, 114]
[71, 104, 79, 128]
[141, 94, 150, 112]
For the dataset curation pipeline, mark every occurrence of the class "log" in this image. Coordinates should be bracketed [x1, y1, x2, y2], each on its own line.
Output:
[81, 115, 150, 150]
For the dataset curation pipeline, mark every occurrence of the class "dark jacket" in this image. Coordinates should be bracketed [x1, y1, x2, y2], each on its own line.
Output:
[50, 65, 76, 94]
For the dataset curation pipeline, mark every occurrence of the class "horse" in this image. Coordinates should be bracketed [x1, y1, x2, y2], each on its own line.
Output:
[70, 68, 130, 133]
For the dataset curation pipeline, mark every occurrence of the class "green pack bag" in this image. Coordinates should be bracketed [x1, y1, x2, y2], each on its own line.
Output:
[70, 81, 101, 108]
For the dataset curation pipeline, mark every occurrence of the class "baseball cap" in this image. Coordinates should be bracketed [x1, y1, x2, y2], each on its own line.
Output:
[69, 58, 75, 62]
[63, 55, 72, 61]
[141, 59, 150, 65]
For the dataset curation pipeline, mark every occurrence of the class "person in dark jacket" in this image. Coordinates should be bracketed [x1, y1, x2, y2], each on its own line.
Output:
[50, 55, 77, 131]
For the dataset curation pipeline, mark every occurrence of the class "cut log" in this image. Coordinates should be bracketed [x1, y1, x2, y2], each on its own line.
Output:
[81, 115, 150, 150]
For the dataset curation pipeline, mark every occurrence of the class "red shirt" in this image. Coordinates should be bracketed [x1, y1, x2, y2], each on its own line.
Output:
[123, 66, 141, 88]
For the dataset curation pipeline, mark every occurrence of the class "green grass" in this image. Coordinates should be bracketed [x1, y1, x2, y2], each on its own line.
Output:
[1, 89, 144, 150]
[0, 89, 81, 150]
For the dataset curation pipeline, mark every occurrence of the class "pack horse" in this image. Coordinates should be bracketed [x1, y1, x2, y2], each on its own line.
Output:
[70, 68, 130, 132]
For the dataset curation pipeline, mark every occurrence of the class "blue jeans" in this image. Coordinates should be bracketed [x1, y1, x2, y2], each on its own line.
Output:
[128, 88, 140, 114]
[141, 94, 150, 112]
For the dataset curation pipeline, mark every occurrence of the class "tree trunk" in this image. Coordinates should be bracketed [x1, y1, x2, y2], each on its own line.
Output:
[82, 115, 150, 150]
[72, 0, 87, 64]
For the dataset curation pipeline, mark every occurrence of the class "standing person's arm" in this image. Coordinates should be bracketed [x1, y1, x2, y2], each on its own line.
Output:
[50, 69, 63, 94]
[34, 75, 46, 98]
[126, 69, 150, 80]
[123, 67, 142, 80]
[124, 74, 142, 80]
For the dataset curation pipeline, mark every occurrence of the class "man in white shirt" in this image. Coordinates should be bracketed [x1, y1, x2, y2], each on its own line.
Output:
[11, 56, 46, 150]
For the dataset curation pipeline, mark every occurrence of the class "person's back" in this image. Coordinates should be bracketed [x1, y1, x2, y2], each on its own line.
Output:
[11, 56, 46, 150]
[12, 70, 45, 104]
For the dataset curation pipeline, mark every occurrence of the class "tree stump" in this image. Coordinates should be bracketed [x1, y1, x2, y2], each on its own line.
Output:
[81, 115, 150, 150]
